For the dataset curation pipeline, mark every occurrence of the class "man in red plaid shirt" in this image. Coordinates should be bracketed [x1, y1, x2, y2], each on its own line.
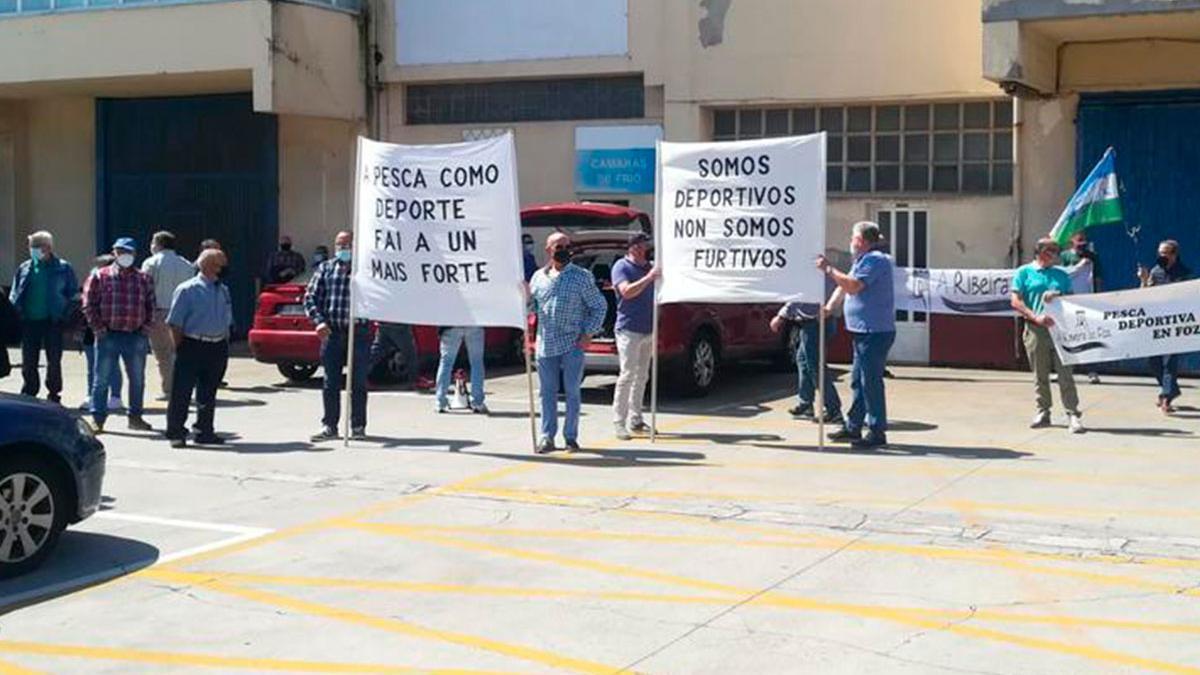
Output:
[83, 237, 156, 432]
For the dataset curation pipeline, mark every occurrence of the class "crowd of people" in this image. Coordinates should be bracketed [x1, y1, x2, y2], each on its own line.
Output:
[2, 222, 1193, 452]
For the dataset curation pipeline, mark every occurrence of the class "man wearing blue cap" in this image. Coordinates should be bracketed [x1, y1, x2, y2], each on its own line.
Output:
[83, 237, 156, 432]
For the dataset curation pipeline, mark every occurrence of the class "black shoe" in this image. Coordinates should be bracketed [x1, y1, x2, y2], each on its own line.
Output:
[47, 393, 61, 405]
[194, 433, 225, 446]
[827, 427, 861, 443]
[127, 416, 152, 432]
[536, 437, 556, 454]
[311, 426, 338, 442]
[351, 427, 367, 440]
[850, 433, 887, 449]
[813, 411, 844, 425]
[788, 404, 814, 418]
[169, 437, 187, 449]
[564, 440, 581, 452]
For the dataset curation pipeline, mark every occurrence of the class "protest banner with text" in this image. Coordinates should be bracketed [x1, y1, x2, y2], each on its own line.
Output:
[351, 135, 525, 328]
[656, 134, 826, 304]
[1046, 279, 1200, 365]
[895, 265, 1093, 316]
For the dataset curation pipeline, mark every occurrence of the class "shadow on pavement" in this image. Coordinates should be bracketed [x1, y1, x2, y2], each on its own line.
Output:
[756, 442, 1033, 460]
[1083, 427, 1194, 437]
[0, 532, 159, 615]
[188, 441, 318, 454]
[367, 436, 482, 453]
[656, 431, 784, 445]
[464, 449, 709, 468]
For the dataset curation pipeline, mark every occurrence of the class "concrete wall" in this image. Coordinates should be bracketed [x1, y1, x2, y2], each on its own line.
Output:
[0, 101, 26, 284]
[270, 3, 365, 121]
[1060, 40, 1200, 91]
[278, 115, 358, 259]
[23, 98, 96, 277]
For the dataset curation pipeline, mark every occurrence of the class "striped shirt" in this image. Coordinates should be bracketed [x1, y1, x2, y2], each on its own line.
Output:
[528, 264, 607, 358]
[83, 264, 155, 334]
[304, 259, 353, 330]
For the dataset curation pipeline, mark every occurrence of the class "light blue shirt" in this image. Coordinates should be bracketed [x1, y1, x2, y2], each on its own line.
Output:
[844, 248, 896, 334]
[529, 264, 607, 358]
[167, 274, 233, 338]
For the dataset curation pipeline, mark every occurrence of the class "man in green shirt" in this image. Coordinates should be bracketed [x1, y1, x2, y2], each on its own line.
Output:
[8, 231, 80, 403]
[1011, 237, 1083, 433]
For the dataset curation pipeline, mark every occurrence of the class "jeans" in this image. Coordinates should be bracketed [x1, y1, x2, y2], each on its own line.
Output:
[538, 348, 585, 442]
[147, 309, 176, 395]
[93, 331, 148, 425]
[20, 320, 64, 399]
[795, 320, 841, 417]
[1150, 354, 1181, 402]
[846, 331, 895, 437]
[1022, 324, 1080, 416]
[612, 330, 653, 428]
[167, 338, 229, 438]
[84, 342, 122, 401]
[435, 327, 485, 408]
[320, 326, 371, 431]
[369, 323, 418, 384]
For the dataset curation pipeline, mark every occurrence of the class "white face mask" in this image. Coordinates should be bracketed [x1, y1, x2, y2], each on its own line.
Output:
[29, 247, 44, 262]
[116, 253, 135, 268]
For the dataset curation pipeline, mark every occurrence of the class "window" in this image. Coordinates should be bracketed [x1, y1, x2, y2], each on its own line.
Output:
[406, 76, 644, 125]
[711, 100, 1014, 195]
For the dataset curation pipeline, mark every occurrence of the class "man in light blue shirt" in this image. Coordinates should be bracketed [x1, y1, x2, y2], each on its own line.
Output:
[165, 249, 233, 448]
[816, 221, 895, 449]
[528, 232, 607, 454]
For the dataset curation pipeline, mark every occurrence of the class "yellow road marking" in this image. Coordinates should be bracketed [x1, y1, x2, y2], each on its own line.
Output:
[0, 639, 511, 674]
[174, 567, 1200, 637]
[356, 520, 1200, 674]
[0, 657, 42, 675]
[143, 570, 623, 675]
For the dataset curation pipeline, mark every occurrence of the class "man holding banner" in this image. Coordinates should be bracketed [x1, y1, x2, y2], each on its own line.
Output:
[611, 232, 660, 441]
[817, 221, 895, 449]
[1138, 239, 1192, 413]
[1012, 237, 1084, 433]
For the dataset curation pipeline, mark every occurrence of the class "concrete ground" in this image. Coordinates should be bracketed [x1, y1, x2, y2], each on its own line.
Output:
[1, 347, 1199, 674]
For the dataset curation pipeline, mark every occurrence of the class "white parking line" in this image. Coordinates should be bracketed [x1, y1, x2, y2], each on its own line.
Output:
[93, 511, 272, 537]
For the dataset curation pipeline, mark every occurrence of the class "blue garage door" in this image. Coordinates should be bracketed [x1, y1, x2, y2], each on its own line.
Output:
[1077, 90, 1200, 374]
[97, 94, 278, 337]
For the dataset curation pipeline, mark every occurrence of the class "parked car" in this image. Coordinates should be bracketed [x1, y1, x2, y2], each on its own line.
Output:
[247, 277, 523, 383]
[522, 204, 795, 396]
[0, 393, 106, 578]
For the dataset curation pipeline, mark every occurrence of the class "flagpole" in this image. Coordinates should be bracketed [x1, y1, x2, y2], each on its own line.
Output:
[649, 139, 663, 444]
[343, 136, 364, 447]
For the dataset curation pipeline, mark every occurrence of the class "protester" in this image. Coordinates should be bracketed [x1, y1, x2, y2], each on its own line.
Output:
[369, 323, 421, 389]
[434, 327, 487, 414]
[164, 249, 233, 448]
[0, 288, 18, 380]
[528, 232, 607, 453]
[1138, 239, 1192, 414]
[141, 231, 194, 398]
[305, 231, 369, 441]
[199, 238, 229, 282]
[816, 221, 895, 448]
[610, 232, 660, 441]
[265, 235, 306, 284]
[1011, 237, 1084, 433]
[522, 233, 538, 282]
[312, 245, 330, 268]
[83, 238, 155, 432]
[1060, 231, 1103, 384]
[770, 297, 842, 425]
[9, 231, 79, 404]
[80, 254, 123, 412]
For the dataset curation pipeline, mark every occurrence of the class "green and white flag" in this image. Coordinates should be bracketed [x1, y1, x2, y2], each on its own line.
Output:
[1049, 147, 1123, 247]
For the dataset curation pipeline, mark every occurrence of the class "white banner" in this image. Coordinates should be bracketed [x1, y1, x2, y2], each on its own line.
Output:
[894, 265, 1093, 316]
[351, 135, 526, 328]
[656, 134, 826, 305]
[1046, 279, 1200, 365]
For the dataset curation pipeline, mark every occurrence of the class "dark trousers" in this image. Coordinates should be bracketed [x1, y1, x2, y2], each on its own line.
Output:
[846, 331, 895, 437]
[167, 339, 229, 438]
[321, 326, 370, 430]
[794, 319, 841, 416]
[20, 320, 64, 398]
[369, 323, 418, 382]
[1150, 354, 1181, 403]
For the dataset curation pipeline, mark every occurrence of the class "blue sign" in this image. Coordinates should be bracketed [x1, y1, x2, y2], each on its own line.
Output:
[575, 148, 656, 194]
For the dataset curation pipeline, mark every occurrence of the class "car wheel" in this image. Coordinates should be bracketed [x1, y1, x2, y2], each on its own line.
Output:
[0, 454, 68, 579]
[676, 331, 719, 397]
[277, 362, 319, 383]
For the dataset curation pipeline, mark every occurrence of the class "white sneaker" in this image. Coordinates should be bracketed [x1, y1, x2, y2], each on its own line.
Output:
[614, 424, 632, 441]
[1087, 372, 1101, 385]
[1068, 414, 1085, 434]
[470, 403, 489, 415]
[435, 401, 449, 413]
[107, 395, 122, 411]
[1030, 411, 1051, 428]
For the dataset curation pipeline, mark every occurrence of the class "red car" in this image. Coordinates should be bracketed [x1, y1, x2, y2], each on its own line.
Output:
[248, 279, 523, 383]
[524, 203, 796, 396]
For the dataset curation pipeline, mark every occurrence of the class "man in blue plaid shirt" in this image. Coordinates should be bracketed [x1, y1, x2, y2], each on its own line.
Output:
[529, 232, 607, 453]
[304, 231, 370, 441]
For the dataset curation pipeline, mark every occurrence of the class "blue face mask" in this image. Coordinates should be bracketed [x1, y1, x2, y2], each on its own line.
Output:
[335, 249, 352, 264]
[29, 248, 42, 262]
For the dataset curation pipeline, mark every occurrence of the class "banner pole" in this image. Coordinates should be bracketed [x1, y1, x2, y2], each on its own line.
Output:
[524, 329, 537, 452]
[343, 136, 364, 448]
[650, 137, 663, 444]
[817, 306, 826, 452]
[650, 294, 660, 444]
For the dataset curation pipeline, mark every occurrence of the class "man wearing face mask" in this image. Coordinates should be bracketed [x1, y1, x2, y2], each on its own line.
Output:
[816, 221, 895, 449]
[528, 232, 607, 453]
[9, 231, 79, 403]
[521, 233, 537, 282]
[1059, 231, 1103, 385]
[1012, 237, 1083, 433]
[83, 238, 156, 432]
[141, 231, 195, 398]
[164, 249, 234, 447]
[265, 235, 306, 284]
[1138, 239, 1192, 414]
[305, 231, 370, 441]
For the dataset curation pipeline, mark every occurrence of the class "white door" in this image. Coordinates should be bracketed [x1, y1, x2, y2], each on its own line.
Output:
[876, 205, 929, 364]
